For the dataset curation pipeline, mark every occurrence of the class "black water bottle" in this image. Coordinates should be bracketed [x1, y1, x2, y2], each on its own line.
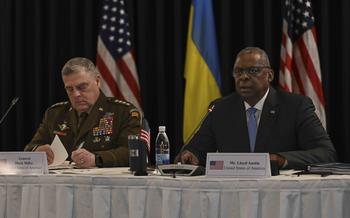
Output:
[128, 135, 147, 176]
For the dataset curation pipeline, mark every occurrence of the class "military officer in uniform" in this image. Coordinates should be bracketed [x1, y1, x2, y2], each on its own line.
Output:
[25, 57, 141, 168]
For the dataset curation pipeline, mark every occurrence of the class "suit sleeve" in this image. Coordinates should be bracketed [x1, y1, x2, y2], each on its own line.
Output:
[278, 97, 338, 169]
[184, 111, 218, 166]
[94, 106, 141, 167]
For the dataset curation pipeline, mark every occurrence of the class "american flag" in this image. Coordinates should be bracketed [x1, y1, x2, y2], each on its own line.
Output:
[96, 0, 142, 111]
[140, 118, 151, 156]
[279, 0, 326, 128]
[209, 160, 224, 170]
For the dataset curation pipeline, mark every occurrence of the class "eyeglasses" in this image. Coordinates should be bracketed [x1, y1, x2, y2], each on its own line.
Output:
[233, 66, 271, 78]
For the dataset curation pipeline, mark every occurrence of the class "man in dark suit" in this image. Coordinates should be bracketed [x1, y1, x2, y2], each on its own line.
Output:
[178, 47, 337, 169]
[25, 57, 141, 168]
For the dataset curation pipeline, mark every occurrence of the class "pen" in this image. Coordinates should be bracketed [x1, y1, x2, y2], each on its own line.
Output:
[69, 141, 85, 164]
[77, 141, 85, 149]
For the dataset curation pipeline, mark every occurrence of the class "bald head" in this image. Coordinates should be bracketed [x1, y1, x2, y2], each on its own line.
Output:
[234, 47, 271, 69]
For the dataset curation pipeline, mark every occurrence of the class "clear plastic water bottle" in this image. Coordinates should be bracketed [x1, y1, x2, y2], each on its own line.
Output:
[155, 126, 170, 166]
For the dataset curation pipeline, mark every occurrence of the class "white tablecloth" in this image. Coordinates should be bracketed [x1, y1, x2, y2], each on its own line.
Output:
[0, 168, 350, 218]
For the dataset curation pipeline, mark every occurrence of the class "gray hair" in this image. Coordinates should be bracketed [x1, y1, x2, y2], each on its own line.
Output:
[234, 47, 271, 67]
[61, 57, 100, 76]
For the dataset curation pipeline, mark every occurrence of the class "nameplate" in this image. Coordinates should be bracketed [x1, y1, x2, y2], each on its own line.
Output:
[0, 152, 48, 175]
[205, 153, 271, 177]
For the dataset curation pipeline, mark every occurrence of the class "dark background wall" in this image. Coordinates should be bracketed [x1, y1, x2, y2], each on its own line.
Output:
[1, 0, 349, 163]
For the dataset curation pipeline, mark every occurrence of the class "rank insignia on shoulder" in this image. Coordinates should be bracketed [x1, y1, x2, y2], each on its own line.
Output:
[111, 99, 130, 106]
[50, 101, 68, 108]
[130, 108, 140, 119]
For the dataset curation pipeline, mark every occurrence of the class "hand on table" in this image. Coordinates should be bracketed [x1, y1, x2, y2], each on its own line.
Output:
[269, 153, 286, 169]
[178, 150, 199, 165]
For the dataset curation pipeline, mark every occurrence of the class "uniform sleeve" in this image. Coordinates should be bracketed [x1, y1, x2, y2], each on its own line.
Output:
[95, 106, 141, 167]
[278, 97, 338, 169]
[24, 109, 53, 151]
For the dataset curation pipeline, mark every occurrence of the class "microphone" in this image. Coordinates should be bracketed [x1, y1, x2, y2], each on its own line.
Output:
[174, 101, 217, 162]
[184, 103, 215, 145]
[0, 97, 19, 125]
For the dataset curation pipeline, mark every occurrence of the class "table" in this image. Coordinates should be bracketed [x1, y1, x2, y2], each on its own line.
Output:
[0, 168, 350, 218]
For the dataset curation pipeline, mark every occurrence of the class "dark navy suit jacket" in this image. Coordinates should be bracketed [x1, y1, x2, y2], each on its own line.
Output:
[185, 88, 337, 169]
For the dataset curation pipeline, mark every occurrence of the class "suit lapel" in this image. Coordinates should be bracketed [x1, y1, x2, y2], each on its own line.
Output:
[255, 88, 279, 152]
[224, 95, 250, 151]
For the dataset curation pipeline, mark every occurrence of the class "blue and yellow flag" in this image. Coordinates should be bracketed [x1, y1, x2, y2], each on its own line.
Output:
[183, 0, 221, 143]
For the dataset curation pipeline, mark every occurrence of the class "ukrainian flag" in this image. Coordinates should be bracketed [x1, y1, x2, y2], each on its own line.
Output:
[183, 0, 221, 144]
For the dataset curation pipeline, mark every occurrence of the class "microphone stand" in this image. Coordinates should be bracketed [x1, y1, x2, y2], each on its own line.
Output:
[0, 97, 19, 125]
[174, 103, 216, 163]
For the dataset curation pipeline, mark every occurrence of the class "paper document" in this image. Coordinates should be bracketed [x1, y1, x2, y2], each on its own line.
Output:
[48, 161, 74, 170]
[307, 162, 350, 175]
[50, 135, 68, 166]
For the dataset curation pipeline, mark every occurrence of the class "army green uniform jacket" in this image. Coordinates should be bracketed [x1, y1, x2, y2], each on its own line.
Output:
[25, 93, 141, 167]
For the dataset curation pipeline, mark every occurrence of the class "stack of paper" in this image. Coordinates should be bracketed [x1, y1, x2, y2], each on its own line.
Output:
[307, 162, 350, 175]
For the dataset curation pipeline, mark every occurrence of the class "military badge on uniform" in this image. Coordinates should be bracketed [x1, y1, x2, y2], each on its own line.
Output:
[54, 121, 69, 136]
[130, 108, 140, 119]
[58, 122, 69, 131]
[93, 137, 101, 143]
[105, 135, 111, 142]
[53, 130, 67, 136]
[92, 112, 114, 142]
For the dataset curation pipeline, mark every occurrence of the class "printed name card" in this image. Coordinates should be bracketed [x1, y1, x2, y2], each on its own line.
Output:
[0, 152, 48, 175]
[205, 153, 271, 177]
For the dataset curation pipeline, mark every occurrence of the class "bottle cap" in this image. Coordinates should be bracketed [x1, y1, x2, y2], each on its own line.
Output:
[158, 126, 166, 132]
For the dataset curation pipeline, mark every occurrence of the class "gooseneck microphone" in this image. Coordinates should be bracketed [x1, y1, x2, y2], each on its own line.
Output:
[0, 97, 19, 125]
[174, 102, 217, 163]
[183, 103, 215, 145]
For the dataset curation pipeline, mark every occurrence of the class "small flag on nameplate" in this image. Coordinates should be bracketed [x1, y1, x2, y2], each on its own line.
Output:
[209, 160, 224, 170]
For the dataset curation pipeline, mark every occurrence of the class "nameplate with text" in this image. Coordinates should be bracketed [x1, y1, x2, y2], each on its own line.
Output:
[0, 152, 48, 175]
[205, 153, 271, 177]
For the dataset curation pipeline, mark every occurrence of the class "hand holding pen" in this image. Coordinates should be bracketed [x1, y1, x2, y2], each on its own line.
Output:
[71, 141, 96, 168]
[69, 141, 85, 164]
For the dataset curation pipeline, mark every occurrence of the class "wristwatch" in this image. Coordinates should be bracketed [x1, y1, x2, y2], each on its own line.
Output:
[95, 154, 103, 168]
